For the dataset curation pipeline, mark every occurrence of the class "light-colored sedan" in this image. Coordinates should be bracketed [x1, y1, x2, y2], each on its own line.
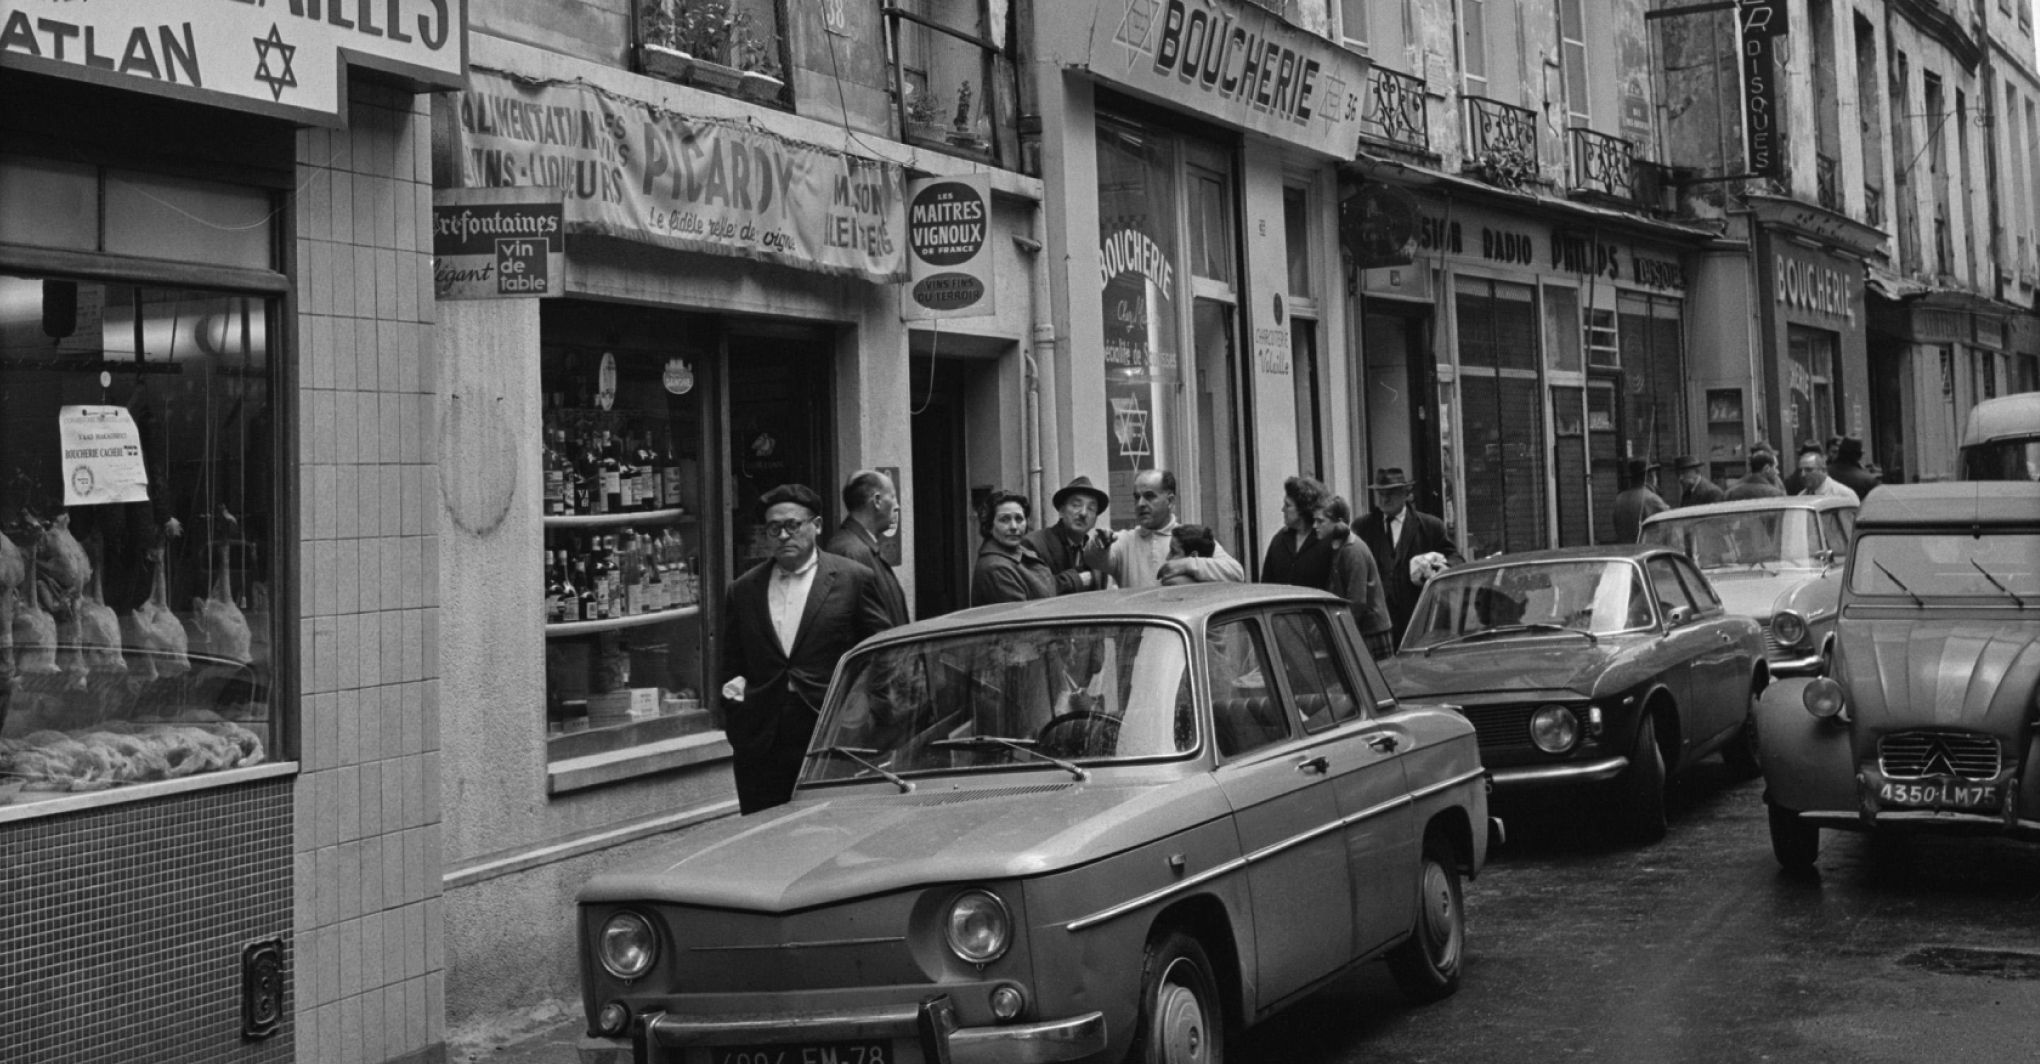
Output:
[1640, 495, 1856, 676]
[576, 585, 1494, 1064]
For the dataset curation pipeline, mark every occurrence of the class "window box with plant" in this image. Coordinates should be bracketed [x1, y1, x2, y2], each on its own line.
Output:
[639, 0, 784, 102]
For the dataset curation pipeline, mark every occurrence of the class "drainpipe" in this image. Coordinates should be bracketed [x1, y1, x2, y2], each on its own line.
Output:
[1017, 208, 1051, 508]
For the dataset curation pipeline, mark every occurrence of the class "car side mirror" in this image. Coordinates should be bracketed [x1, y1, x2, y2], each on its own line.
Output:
[1665, 604, 1694, 627]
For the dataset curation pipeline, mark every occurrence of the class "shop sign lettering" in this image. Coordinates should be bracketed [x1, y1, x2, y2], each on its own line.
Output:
[1481, 227, 1535, 266]
[0, 0, 465, 124]
[1551, 233, 1620, 279]
[453, 72, 905, 283]
[1070, 0, 1366, 157]
[432, 192, 564, 299]
[1418, 215, 1462, 254]
[1632, 255, 1687, 291]
[1739, 0, 1788, 177]
[1253, 326, 1290, 375]
[1773, 252, 1854, 324]
[59, 405, 149, 506]
[904, 174, 995, 320]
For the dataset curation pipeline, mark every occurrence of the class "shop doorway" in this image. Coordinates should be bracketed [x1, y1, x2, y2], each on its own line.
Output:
[909, 355, 972, 619]
[726, 327, 835, 573]
[1361, 307, 1442, 515]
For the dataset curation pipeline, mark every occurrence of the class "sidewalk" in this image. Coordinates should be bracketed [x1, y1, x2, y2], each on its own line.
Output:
[446, 1001, 587, 1064]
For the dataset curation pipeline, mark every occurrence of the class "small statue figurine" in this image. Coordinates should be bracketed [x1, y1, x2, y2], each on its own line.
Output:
[952, 81, 973, 130]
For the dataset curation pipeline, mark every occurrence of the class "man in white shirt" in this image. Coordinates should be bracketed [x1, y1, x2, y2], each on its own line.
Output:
[1107, 469, 1245, 588]
[1794, 451, 1860, 502]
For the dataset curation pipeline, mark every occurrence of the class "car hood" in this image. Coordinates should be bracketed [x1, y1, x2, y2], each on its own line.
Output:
[1385, 637, 1638, 700]
[578, 776, 1228, 911]
[1838, 619, 2040, 733]
[1704, 570, 1802, 620]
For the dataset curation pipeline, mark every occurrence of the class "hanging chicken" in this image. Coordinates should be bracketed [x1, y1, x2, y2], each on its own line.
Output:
[123, 547, 189, 680]
[193, 538, 252, 666]
[10, 525, 57, 676]
[0, 530, 22, 673]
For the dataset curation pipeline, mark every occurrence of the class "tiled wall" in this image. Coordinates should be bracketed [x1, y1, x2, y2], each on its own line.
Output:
[291, 81, 445, 1064]
[0, 778, 295, 1063]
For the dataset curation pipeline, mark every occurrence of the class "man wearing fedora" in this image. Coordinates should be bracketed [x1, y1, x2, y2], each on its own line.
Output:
[1613, 456, 1668, 542]
[1026, 475, 1115, 594]
[1672, 455, 1725, 508]
[1355, 468, 1459, 644]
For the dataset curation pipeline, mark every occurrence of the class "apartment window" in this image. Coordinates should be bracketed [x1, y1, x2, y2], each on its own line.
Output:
[1339, 0, 1369, 53]
[1461, 0, 1489, 98]
[1557, 0, 1590, 126]
[887, 0, 1012, 163]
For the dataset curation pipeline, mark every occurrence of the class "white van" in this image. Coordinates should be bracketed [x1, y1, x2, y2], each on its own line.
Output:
[1959, 392, 2040, 480]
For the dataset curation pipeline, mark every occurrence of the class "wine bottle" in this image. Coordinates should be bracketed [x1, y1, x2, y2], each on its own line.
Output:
[662, 433, 684, 509]
[577, 541, 598, 622]
[601, 431, 624, 514]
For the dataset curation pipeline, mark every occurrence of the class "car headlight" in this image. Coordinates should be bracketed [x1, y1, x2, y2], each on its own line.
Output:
[1802, 677, 1847, 720]
[944, 890, 1011, 965]
[1529, 704, 1581, 753]
[598, 911, 658, 980]
[1771, 610, 1808, 647]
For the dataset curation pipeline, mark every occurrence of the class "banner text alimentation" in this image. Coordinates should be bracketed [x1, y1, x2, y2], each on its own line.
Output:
[454, 71, 906, 283]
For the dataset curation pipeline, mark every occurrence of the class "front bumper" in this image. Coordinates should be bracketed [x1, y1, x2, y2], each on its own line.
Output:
[1489, 755, 1630, 788]
[580, 998, 1107, 1064]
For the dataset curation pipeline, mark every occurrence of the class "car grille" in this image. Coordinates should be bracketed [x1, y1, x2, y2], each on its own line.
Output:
[1460, 704, 1534, 752]
[1878, 732, 2001, 781]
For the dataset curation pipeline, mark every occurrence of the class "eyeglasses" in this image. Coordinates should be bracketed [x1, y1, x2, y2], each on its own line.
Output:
[764, 518, 814, 539]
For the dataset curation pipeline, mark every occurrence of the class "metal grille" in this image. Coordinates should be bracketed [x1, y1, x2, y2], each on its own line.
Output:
[0, 778, 294, 1064]
[1879, 732, 2002, 781]
[1460, 704, 1534, 753]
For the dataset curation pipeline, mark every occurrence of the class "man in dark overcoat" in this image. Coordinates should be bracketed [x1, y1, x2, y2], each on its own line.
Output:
[1354, 468, 1460, 644]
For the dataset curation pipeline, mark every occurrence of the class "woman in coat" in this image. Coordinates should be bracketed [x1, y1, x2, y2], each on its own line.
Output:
[970, 489, 1057, 606]
[1316, 495, 1395, 659]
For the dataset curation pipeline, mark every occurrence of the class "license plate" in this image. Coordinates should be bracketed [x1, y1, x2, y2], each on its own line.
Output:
[707, 1042, 895, 1064]
[1877, 778, 2001, 811]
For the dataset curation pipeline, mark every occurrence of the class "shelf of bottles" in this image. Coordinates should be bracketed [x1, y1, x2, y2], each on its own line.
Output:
[539, 344, 710, 745]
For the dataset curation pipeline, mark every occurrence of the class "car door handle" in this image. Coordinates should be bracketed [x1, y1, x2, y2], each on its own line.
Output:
[1366, 734, 1400, 753]
[1296, 755, 1330, 775]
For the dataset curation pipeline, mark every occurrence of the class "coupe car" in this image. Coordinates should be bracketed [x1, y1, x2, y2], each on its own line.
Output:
[1639, 495, 1856, 676]
[575, 585, 1494, 1064]
[1382, 545, 1768, 842]
[1761, 482, 2040, 869]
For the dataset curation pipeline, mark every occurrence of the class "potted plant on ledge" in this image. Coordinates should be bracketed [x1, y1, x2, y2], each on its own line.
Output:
[639, 0, 779, 98]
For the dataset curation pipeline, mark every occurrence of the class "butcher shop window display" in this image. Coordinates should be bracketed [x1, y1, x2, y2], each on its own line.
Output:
[0, 275, 276, 809]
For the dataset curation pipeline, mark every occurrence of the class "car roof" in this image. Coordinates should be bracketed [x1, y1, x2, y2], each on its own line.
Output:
[1434, 543, 1670, 575]
[1854, 481, 2040, 528]
[1640, 495, 1856, 523]
[1959, 391, 2040, 446]
[868, 583, 1346, 642]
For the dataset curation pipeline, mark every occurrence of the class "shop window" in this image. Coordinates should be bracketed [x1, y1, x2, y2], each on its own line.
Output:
[1456, 279, 1547, 558]
[1097, 112, 1184, 526]
[1706, 388, 1747, 483]
[1618, 293, 1684, 463]
[1544, 287, 1583, 372]
[1786, 325, 1838, 447]
[1587, 380, 1621, 543]
[1194, 298, 1248, 559]
[1552, 386, 1589, 546]
[1, 275, 280, 807]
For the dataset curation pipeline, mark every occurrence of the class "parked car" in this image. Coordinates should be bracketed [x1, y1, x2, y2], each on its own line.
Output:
[576, 585, 1494, 1064]
[1759, 482, 2040, 869]
[1382, 545, 1768, 842]
[1958, 390, 2040, 480]
[1639, 495, 1855, 676]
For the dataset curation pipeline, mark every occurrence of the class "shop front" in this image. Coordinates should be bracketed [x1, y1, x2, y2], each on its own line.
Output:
[1348, 182, 1717, 556]
[1, 1, 464, 1060]
[1868, 285, 2039, 483]
[1746, 198, 1874, 475]
[1039, 0, 1368, 563]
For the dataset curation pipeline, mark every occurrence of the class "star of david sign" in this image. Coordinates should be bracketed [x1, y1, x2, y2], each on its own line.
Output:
[253, 24, 299, 101]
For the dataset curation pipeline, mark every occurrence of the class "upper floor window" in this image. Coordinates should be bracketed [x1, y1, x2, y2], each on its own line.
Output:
[1557, 0, 1590, 126]
[887, 0, 1013, 165]
[1338, 0, 1369, 54]
[638, 0, 790, 107]
[1461, 0, 1490, 98]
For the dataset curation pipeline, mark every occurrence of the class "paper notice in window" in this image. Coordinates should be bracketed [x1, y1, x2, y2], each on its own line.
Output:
[59, 405, 149, 506]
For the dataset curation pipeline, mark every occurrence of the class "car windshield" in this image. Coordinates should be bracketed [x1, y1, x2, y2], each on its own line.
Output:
[1404, 560, 1650, 650]
[804, 623, 1196, 783]
[1639, 508, 1823, 570]
[1848, 533, 2040, 600]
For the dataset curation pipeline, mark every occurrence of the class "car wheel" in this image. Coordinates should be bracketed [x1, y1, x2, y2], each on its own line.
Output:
[1129, 930, 1224, 1064]
[1721, 686, 1763, 779]
[1387, 834, 1465, 1003]
[1768, 802, 1819, 870]
[1615, 711, 1668, 844]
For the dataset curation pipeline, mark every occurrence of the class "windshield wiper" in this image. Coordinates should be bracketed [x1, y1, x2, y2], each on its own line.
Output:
[1871, 560, 1925, 607]
[1969, 559, 2030, 608]
[929, 736, 1089, 781]
[1423, 623, 1598, 656]
[811, 746, 914, 792]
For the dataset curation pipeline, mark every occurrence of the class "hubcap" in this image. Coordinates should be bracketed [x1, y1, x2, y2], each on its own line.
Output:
[1157, 959, 1209, 1063]
[1418, 862, 1462, 970]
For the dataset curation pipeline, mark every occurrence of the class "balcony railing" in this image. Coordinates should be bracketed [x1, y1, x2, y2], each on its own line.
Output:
[885, 6, 1010, 166]
[1864, 182, 1884, 228]
[1568, 128, 1633, 199]
[1361, 65, 1430, 154]
[1816, 153, 1840, 212]
[1462, 95, 1538, 189]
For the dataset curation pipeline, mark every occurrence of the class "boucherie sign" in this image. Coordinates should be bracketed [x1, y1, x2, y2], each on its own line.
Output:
[451, 71, 906, 283]
[0, 0, 467, 124]
[1058, 0, 1367, 157]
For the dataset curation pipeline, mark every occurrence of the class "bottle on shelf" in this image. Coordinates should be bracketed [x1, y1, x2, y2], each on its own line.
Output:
[576, 541, 598, 622]
[662, 433, 684, 510]
[542, 431, 564, 516]
[580, 430, 605, 515]
[618, 528, 642, 616]
[601, 431, 624, 515]
[554, 550, 577, 624]
[593, 535, 616, 620]
[543, 549, 562, 623]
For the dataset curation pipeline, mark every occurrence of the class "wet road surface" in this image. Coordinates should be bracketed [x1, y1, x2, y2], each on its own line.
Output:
[1244, 701, 2040, 1063]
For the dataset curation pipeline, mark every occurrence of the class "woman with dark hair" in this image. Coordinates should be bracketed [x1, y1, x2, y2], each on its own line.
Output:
[970, 489, 1056, 606]
[1316, 495, 1395, 659]
[1261, 475, 1334, 589]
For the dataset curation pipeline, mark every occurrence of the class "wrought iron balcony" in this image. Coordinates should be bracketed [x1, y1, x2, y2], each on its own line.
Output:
[1462, 95, 1538, 189]
[1864, 182, 1884, 228]
[1568, 128, 1633, 199]
[1816, 153, 1840, 212]
[1361, 65, 1430, 154]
